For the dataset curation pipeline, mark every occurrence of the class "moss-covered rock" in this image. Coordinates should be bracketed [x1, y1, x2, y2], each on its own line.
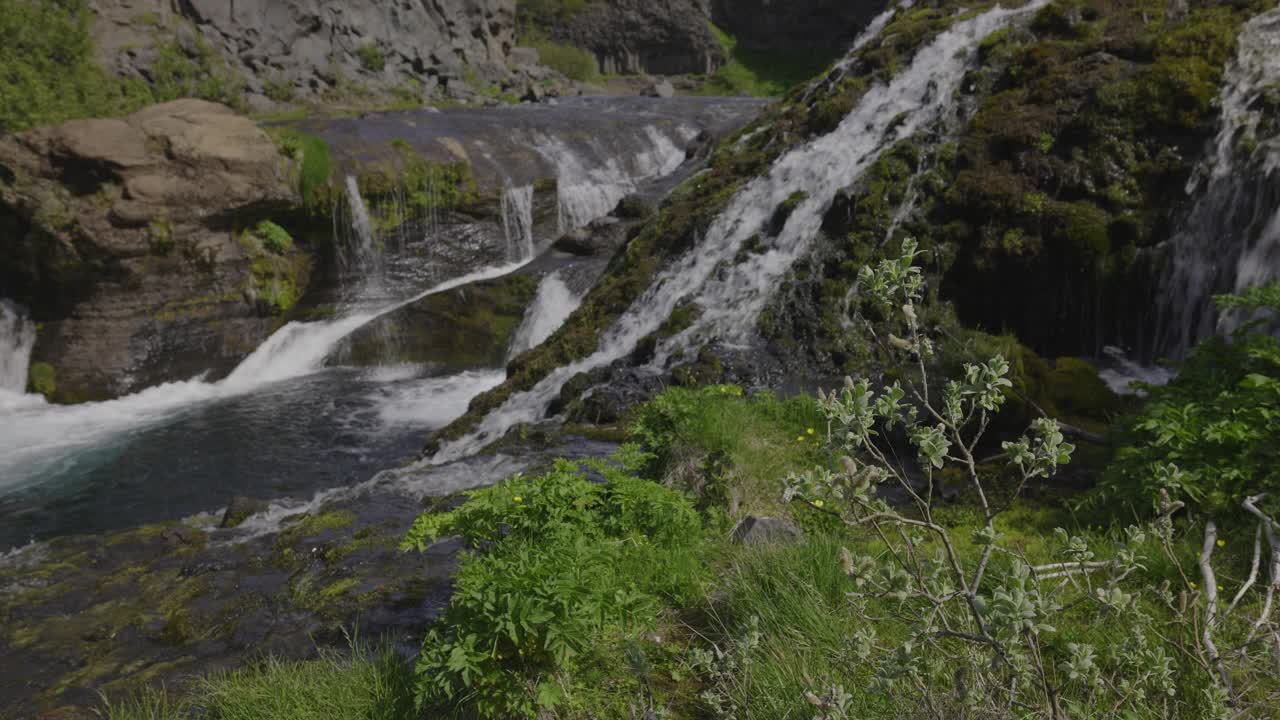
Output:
[335, 272, 539, 371]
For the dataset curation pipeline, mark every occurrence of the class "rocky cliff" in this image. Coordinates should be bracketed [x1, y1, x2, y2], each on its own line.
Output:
[545, 0, 724, 76]
[711, 0, 889, 52]
[89, 0, 521, 107]
[0, 100, 310, 402]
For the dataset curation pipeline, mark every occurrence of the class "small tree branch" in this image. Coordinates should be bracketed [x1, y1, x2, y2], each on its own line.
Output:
[1200, 521, 1233, 694]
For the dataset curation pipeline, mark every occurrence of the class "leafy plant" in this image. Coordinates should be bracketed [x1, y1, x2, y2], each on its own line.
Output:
[1090, 281, 1280, 520]
[759, 239, 1279, 717]
[402, 450, 707, 718]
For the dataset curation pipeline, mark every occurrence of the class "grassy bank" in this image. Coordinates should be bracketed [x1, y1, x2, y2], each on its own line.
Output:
[100, 280, 1280, 718]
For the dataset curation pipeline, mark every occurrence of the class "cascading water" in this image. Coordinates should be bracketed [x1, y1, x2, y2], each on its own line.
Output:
[501, 184, 536, 261]
[431, 1, 1050, 463]
[1151, 6, 1280, 356]
[538, 125, 693, 233]
[507, 273, 582, 360]
[0, 103, 728, 546]
[0, 300, 37, 402]
[341, 175, 386, 298]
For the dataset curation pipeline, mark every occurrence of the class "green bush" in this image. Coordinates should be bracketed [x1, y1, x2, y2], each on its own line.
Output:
[149, 35, 245, 110]
[356, 44, 386, 73]
[253, 220, 293, 254]
[0, 0, 149, 133]
[698, 23, 839, 98]
[1088, 282, 1280, 519]
[402, 451, 707, 718]
[529, 38, 598, 83]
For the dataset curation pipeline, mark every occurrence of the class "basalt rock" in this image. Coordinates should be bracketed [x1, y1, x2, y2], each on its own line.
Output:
[711, 0, 891, 53]
[547, 0, 724, 76]
[0, 100, 310, 402]
[88, 0, 519, 107]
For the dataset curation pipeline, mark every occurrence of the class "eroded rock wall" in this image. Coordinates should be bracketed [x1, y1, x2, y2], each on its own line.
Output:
[89, 0, 519, 106]
[0, 100, 309, 402]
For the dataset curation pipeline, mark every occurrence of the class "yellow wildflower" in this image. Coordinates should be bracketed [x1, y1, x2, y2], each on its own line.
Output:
[513, 496, 523, 503]
[796, 436, 806, 443]
[807, 428, 816, 435]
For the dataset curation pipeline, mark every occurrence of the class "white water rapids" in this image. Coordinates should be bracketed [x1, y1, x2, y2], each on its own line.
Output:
[428, 0, 1051, 464]
[0, 116, 703, 502]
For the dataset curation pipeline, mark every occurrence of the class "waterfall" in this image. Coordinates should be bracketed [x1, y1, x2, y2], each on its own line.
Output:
[342, 175, 385, 294]
[0, 300, 36, 396]
[538, 125, 692, 233]
[507, 273, 582, 360]
[1151, 6, 1280, 355]
[0, 259, 532, 482]
[431, 1, 1050, 463]
[501, 184, 536, 261]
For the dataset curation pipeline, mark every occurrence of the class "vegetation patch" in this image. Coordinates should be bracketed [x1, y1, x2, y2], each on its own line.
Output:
[698, 23, 842, 98]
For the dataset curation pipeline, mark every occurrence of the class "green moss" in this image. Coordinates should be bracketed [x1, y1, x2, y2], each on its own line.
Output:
[28, 361, 56, 397]
[270, 130, 333, 209]
[253, 220, 293, 254]
[318, 577, 361, 600]
[698, 23, 841, 98]
[1045, 356, 1121, 420]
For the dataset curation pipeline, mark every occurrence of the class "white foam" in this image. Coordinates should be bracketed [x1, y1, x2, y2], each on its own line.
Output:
[507, 272, 582, 360]
[433, 1, 1050, 463]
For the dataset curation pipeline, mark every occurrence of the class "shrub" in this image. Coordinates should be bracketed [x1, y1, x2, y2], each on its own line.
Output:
[402, 450, 707, 718]
[254, 220, 293, 254]
[529, 38, 598, 83]
[1088, 281, 1280, 520]
[356, 44, 386, 73]
[0, 0, 149, 133]
[767, 240, 1279, 716]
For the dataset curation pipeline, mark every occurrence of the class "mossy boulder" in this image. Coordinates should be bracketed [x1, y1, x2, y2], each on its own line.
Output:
[334, 272, 539, 371]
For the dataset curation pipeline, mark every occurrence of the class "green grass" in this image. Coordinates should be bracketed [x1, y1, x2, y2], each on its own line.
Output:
[269, 129, 333, 207]
[97, 379, 1280, 718]
[697, 24, 841, 98]
[528, 37, 599, 83]
[99, 645, 415, 720]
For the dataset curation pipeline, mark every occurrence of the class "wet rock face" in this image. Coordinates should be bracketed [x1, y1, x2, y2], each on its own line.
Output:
[548, 0, 725, 76]
[0, 503, 459, 719]
[89, 0, 518, 105]
[333, 273, 541, 372]
[0, 100, 308, 402]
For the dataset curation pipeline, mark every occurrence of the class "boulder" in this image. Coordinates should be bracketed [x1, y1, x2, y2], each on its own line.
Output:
[332, 273, 540, 371]
[0, 100, 309, 402]
[221, 496, 271, 529]
[642, 78, 677, 99]
[730, 516, 804, 546]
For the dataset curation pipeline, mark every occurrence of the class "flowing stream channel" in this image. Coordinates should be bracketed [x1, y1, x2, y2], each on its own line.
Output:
[0, 98, 750, 549]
